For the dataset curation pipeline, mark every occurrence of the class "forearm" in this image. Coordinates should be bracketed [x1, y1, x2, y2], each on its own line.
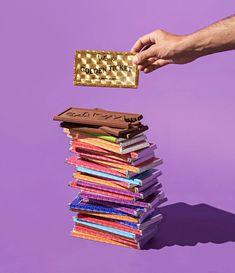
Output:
[182, 15, 235, 59]
[131, 14, 235, 72]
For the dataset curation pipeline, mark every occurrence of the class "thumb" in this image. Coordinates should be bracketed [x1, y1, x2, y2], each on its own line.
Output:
[133, 46, 157, 64]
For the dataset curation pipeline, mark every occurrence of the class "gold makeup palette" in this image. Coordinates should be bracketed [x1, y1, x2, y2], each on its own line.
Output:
[74, 50, 139, 88]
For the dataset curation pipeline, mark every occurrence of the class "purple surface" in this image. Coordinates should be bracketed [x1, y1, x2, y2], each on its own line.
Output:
[1, 1, 235, 273]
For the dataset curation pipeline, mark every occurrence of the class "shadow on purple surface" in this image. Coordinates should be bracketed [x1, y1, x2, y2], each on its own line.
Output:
[144, 202, 235, 250]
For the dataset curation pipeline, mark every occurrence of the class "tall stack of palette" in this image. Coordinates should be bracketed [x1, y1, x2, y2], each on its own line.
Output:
[53, 107, 167, 249]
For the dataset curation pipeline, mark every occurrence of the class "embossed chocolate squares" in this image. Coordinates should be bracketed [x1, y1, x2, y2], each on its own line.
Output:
[73, 50, 139, 88]
[53, 107, 143, 129]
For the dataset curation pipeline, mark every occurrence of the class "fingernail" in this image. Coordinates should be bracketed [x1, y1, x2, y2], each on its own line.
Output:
[133, 55, 139, 64]
[144, 68, 148, 73]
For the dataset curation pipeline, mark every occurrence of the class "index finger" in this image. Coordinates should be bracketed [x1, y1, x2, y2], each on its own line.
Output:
[131, 32, 154, 53]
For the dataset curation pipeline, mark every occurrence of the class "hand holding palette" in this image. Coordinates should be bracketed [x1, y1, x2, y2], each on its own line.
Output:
[53, 107, 167, 249]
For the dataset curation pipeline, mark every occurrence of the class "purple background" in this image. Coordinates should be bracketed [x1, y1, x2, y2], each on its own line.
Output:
[1, 1, 235, 272]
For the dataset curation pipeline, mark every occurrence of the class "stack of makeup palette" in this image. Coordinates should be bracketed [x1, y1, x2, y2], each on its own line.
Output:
[53, 107, 166, 249]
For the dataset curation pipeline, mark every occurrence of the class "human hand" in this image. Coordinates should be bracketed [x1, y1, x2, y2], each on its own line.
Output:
[131, 29, 198, 73]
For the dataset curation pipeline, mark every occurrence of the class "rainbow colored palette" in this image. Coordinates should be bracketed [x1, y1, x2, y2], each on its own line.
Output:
[53, 107, 167, 249]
